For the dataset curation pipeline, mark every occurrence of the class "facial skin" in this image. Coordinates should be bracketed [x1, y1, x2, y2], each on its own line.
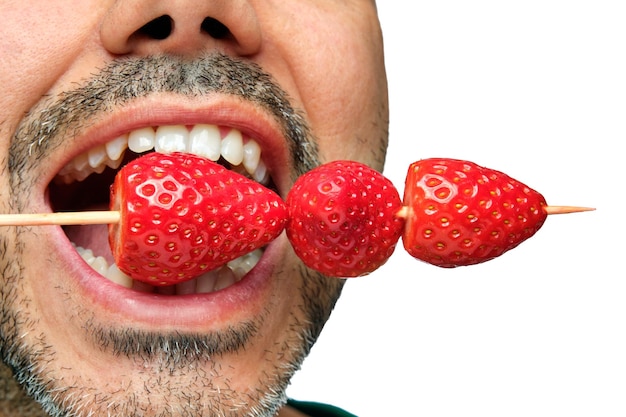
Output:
[0, 1, 388, 416]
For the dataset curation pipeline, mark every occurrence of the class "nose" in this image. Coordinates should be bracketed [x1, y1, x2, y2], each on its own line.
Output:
[101, 0, 262, 57]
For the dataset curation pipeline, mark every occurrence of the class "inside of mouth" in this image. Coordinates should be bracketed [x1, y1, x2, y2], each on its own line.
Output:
[49, 148, 275, 295]
[51, 150, 130, 261]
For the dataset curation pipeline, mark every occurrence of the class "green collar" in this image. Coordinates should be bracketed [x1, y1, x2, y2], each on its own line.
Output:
[287, 399, 357, 417]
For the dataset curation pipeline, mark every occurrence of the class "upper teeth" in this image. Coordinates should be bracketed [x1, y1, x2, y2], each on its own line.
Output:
[56, 124, 268, 184]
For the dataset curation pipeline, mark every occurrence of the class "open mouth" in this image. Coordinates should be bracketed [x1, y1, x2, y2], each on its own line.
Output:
[50, 123, 276, 296]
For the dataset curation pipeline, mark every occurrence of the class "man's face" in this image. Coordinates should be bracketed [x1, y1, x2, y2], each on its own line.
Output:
[0, 1, 388, 416]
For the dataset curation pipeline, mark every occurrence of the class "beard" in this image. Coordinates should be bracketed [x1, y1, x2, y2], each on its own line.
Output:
[0, 263, 343, 417]
[0, 53, 345, 417]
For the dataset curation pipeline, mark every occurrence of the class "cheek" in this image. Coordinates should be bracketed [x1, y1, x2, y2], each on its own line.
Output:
[313, 48, 388, 166]
[278, 11, 388, 165]
[0, 2, 106, 132]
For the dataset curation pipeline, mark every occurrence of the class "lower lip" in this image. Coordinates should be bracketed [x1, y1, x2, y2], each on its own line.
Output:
[53, 227, 282, 330]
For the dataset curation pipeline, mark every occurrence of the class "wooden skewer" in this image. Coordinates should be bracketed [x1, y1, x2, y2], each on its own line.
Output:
[0, 205, 595, 226]
[396, 205, 595, 219]
[0, 211, 121, 226]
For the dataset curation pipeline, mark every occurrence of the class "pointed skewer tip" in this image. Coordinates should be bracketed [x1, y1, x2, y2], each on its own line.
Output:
[543, 206, 596, 215]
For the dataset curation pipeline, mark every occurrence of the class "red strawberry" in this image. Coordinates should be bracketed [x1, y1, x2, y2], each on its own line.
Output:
[285, 160, 404, 277]
[109, 152, 287, 285]
[402, 158, 548, 267]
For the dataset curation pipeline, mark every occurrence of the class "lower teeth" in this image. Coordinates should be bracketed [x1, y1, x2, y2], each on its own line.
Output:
[74, 245, 262, 294]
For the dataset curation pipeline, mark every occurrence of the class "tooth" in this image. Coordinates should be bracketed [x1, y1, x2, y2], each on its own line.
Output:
[128, 127, 156, 153]
[155, 125, 188, 154]
[73, 152, 89, 172]
[57, 163, 72, 177]
[87, 145, 107, 169]
[95, 163, 107, 175]
[227, 262, 245, 280]
[75, 169, 94, 182]
[189, 124, 221, 161]
[76, 246, 95, 263]
[242, 249, 262, 269]
[252, 159, 269, 184]
[227, 249, 261, 279]
[196, 270, 219, 293]
[106, 264, 133, 288]
[105, 134, 128, 161]
[175, 279, 197, 295]
[242, 139, 262, 175]
[106, 157, 124, 170]
[90, 256, 109, 276]
[214, 267, 236, 291]
[221, 129, 244, 165]
[57, 157, 82, 181]
[87, 150, 106, 169]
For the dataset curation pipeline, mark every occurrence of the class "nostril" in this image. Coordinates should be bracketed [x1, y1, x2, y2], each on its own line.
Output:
[138, 15, 173, 40]
[201, 17, 230, 39]
[135, 15, 230, 43]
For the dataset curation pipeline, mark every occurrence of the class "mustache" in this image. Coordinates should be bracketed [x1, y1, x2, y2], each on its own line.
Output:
[8, 53, 319, 189]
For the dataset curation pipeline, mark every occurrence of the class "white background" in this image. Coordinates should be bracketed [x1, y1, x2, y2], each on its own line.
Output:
[287, 2, 625, 416]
